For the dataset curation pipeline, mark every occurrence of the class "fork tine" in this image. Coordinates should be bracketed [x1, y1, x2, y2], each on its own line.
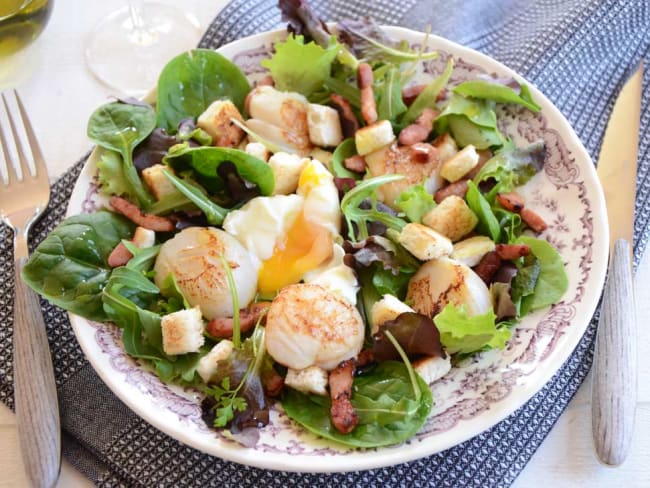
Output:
[13, 90, 48, 182]
[0, 94, 19, 184]
[1, 92, 31, 181]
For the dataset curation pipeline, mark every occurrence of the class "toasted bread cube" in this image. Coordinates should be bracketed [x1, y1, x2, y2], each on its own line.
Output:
[268, 152, 310, 195]
[422, 195, 478, 242]
[285, 366, 329, 396]
[132, 227, 155, 249]
[452, 236, 496, 267]
[398, 223, 453, 261]
[196, 340, 234, 382]
[440, 145, 479, 182]
[355, 120, 395, 156]
[433, 133, 459, 164]
[307, 103, 343, 148]
[413, 355, 451, 384]
[142, 164, 179, 201]
[245, 142, 270, 161]
[197, 100, 245, 147]
[370, 294, 415, 334]
[247, 85, 309, 129]
[161, 306, 204, 355]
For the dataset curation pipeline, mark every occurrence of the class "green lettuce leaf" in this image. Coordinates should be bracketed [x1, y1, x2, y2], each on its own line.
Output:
[516, 236, 568, 314]
[435, 94, 505, 149]
[261, 34, 339, 98]
[453, 80, 541, 112]
[473, 141, 546, 192]
[96, 149, 131, 198]
[433, 304, 510, 355]
[394, 183, 436, 223]
[465, 181, 500, 241]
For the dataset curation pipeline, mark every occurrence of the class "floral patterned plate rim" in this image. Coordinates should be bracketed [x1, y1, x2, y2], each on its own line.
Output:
[66, 26, 608, 472]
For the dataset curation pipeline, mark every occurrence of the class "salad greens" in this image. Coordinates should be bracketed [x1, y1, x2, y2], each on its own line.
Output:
[156, 49, 251, 131]
[402, 58, 454, 124]
[453, 79, 541, 113]
[473, 141, 546, 192]
[282, 361, 432, 448]
[433, 304, 509, 355]
[22, 211, 135, 322]
[394, 183, 436, 224]
[87, 101, 156, 208]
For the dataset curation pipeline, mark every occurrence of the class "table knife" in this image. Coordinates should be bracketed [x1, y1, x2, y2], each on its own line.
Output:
[592, 63, 643, 466]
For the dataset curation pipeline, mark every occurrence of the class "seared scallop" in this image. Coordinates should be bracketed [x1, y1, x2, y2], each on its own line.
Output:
[406, 257, 492, 318]
[265, 283, 365, 371]
[154, 227, 259, 320]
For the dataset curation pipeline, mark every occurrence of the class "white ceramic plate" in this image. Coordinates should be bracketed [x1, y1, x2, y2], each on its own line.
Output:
[67, 27, 608, 472]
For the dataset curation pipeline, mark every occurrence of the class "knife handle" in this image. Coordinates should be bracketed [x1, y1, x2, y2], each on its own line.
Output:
[591, 238, 637, 466]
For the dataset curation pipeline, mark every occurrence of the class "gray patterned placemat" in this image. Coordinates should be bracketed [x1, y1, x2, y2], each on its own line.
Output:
[1, 1, 649, 486]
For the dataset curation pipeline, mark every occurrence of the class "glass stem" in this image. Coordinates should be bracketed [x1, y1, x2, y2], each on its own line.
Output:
[126, 0, 157, 47]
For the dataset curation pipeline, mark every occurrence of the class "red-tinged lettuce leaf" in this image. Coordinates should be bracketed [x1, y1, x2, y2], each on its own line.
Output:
[278, 0, 331, 47]
[372, 312, 446, 361]
[133, 128, 179, 173]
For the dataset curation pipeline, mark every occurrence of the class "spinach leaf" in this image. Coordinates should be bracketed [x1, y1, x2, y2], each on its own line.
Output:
[162, 169, 228, 225]
[331, 138, 361, 179]
[465, 181, 500, 241]
[433, 304, 509, 355]
[156, 49, 250, 131]
[394, 183, 436, 223]
[453, 80, 541, 112]
[261, 34, 339, 98]
[87, 102, 156, 208]
[376, 67, 408, 123]
[510, 256, 541, 316]
[516, 236, 568, 314]
[371, 265, 413, 299]
[435, 94, 505, 149]
[22, 211, 135, 322]
[281, 361, 432, 448]
[164, 144, 275, 197]
[473, 141, 546, 191]
[402, 58, 453, 124]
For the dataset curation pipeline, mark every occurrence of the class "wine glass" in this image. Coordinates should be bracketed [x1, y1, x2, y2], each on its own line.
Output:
[85, 1, 201, 97]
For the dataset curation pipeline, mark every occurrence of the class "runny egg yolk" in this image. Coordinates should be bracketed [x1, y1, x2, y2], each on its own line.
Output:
[257, 210, 333, 294]
[257, 167, 333, 293]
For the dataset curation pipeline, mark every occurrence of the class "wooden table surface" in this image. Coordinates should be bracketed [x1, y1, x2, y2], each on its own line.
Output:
[1, 1, 648, 486]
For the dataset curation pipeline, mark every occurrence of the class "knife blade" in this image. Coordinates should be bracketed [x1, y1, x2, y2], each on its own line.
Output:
[591, 63, 642, 466]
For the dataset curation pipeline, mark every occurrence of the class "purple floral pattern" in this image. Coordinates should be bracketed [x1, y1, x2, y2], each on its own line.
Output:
[73, 32, 602, 462]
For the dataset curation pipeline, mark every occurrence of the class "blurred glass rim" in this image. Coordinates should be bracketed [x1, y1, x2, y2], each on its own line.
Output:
[0, 0, 53, 20]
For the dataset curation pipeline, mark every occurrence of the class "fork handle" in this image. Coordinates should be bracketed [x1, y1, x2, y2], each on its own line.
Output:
[591, 239, 637, 466]
[13, 257, 61, 488]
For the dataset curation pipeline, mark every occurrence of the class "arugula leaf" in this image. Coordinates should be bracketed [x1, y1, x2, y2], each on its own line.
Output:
[156, 49, 250, 131]
[453, 80, 541, 112]
[261, 34, 339, 98]
[87, 101, 156, 209]
[465, 181, 500, 241]
[162, 170, 228, 225]
[473, 141, 546, 191]
[433, 304, 510, 355]
[340, 175, 408, 241]
[22, 211, 135, 322]
[281, 361, 432, 447]
[394, 183, 436, 223]
[402, 58, 453, 124]
[376, 67, 408, 122]
[516, 236, 568, 314]
[159, 272, 191, 312]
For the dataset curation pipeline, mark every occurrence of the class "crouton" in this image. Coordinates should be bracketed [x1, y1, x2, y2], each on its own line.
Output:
[197, 100, 245, 147]
[285, 366, 329, 396]
[370, 294, 415, 334]
[161, 307, 204, 355]
[422, 195, 478, 241]
[307, 103, 343, 148]
[196, 340, 234, 382]
[398, 223, 453, 261]
[244, 142, 270, 162]
[267, 152, 310, 195]
[141, 164, 179, 201]
[440, 144, 479, 182]
[355, 120, 395, 155]
[413, 355, 451, 384]
[452, 236, 496, 267]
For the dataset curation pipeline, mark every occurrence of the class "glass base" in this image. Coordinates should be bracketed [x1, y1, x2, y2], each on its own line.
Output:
[85, 2, 201, 98]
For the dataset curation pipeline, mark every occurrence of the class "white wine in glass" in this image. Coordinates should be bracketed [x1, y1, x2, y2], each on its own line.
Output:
[85, 1, 201, 97]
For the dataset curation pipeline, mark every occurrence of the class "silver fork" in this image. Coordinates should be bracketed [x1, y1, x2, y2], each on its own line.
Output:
[0, 90, 60, 488]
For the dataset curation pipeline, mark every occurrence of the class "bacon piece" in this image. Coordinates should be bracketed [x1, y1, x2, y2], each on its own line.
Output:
[343, 154, 366, 173]
[473, 251, 502, 284]
[398, 108, 437, 145]
[401, 83, 427, 106]
[329, 359, 358, 434]
[356, 349, 375, 368]
[408, 142, 437, 164]
[496, 192, 525, 213]
[107, 242, 133, 267]
[357, 63, 377, 125]
[495, 243, 531, 260]
[262, 370, 284, 398]
[205, 302, 271, 338]
[109, 196, 175, 232]
[330, 93, 359, 138]
[521, 207, 548, 233]
[434, 180, 469, 203]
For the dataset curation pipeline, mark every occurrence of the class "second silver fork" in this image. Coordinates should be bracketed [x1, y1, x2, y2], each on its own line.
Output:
[0, 90, 61, 488]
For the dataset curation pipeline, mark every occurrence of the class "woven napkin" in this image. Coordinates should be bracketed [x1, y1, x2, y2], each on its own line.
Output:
[1, 0, 649, 486]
